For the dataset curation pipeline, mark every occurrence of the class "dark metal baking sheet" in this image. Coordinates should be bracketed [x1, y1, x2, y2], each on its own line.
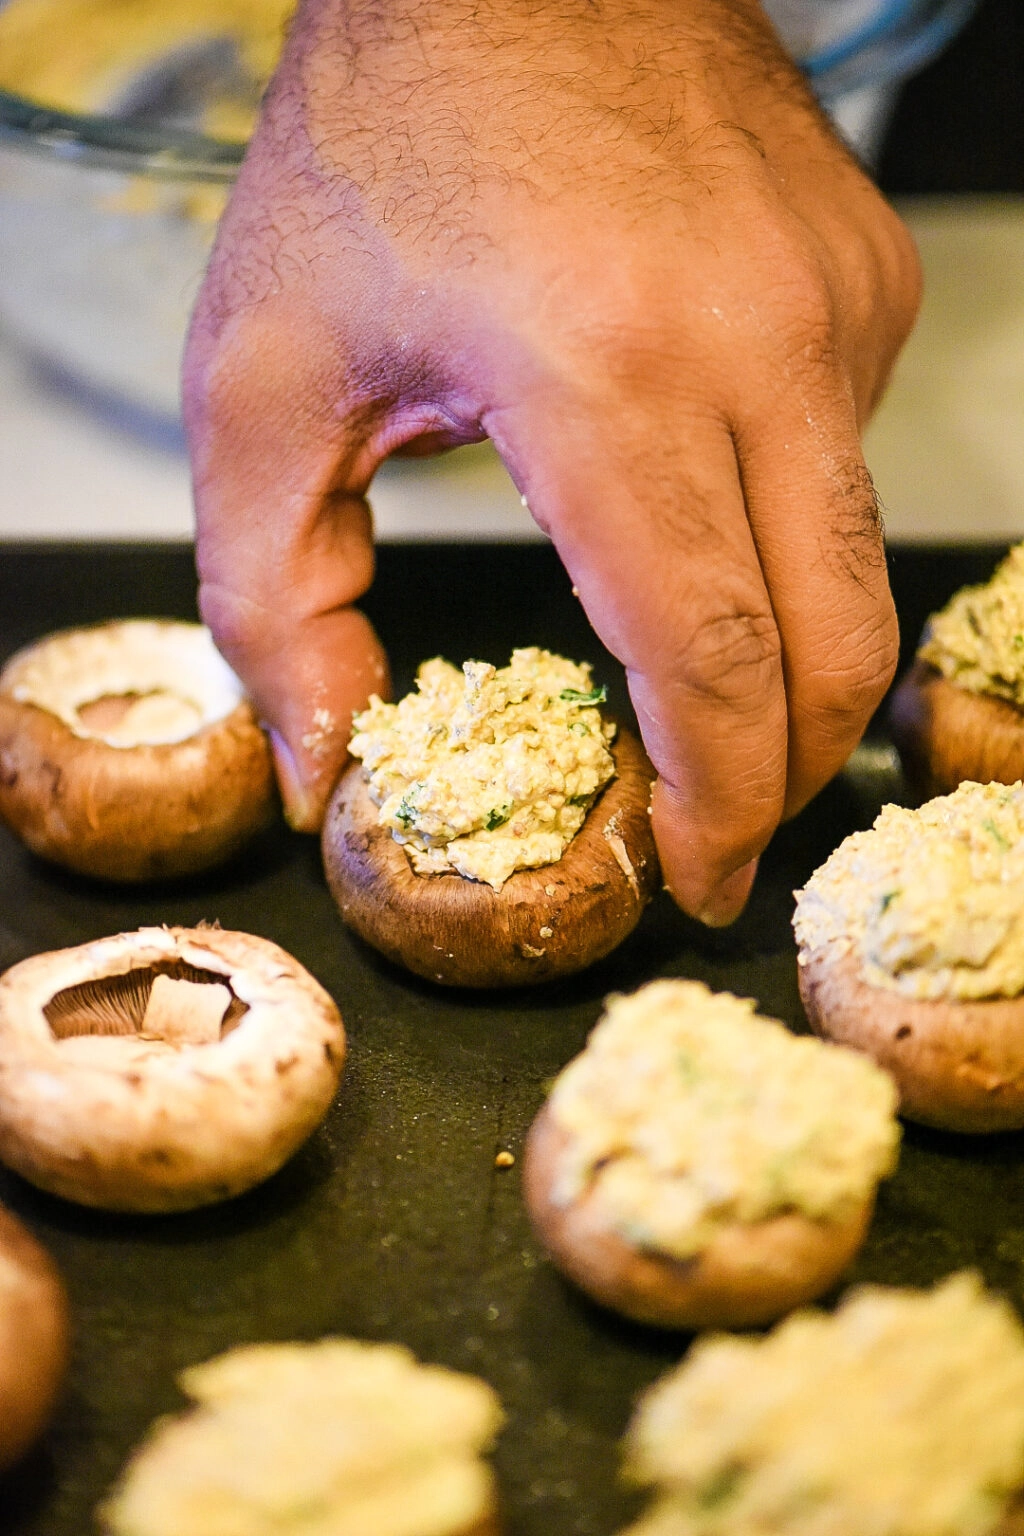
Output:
[0, 540, 1020, 1536]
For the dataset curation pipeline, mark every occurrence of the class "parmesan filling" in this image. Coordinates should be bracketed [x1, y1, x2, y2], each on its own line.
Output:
[349, 648, 617, 890]
[100, 1339, 504, 1536]
[794, 780, 1024, 1000]
[545, 980, 899, 1259]
[621, 1272, 1024, 1536]
[919, 542, 1024, 707]
[2, 622, 245, 747]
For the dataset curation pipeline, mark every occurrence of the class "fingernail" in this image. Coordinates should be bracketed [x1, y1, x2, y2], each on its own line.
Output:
[696, 857, 759, 928]
[269, 729, 320, 833]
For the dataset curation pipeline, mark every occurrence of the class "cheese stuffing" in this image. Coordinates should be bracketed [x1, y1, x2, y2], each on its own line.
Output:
[545, 979, 899, 1259]
[620, 1271, 1024, 1536]
[919, 542, 1024, 707]
[100, 1339, 503, 1536]
[794, 780, 1024, 1000]
[348, 648, 617, 890]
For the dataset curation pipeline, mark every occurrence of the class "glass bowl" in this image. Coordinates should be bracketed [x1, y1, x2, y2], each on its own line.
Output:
[0, 0, 288, 432]
[0, 92, 245, 427]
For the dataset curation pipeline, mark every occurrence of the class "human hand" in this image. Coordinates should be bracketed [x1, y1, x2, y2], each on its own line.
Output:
[184, 0, 920, 924]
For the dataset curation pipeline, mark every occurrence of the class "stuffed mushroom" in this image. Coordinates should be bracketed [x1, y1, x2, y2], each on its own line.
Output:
[322, 648, 659, 987]
[99, 1338, 504, 1536]
[795, 779, 1024, 1132]
[522, 979, 900, 1330]
[618, 1271, 1024, 1536]
[891, 543, 1024, 796]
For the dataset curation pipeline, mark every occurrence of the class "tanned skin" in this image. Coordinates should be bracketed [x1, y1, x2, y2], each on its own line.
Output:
[184, 0, 921, 925]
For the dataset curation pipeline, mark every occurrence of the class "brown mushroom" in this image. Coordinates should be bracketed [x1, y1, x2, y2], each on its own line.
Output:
[322, 727, 659, 987]
[889, 545, 1024, 798]
[890, 657, 1024, 798]
[520, 980, 899, 1330]
[0, 620, 275, 881]
[0, 1202, 70, 1472]
[798, 943, 1024, 1133]
[0, 926, 345, 1212]
[793, 781, 1024, 1134]
[98, 1339, 504, 1536]
[523, 1104, 875, 1331]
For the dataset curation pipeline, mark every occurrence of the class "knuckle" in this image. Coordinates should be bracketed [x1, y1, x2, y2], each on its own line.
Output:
[729, 225, 843, 385]
[673, 602, 782, 711]
[803, 608, 900, 733]
[770, 271, 840, 378]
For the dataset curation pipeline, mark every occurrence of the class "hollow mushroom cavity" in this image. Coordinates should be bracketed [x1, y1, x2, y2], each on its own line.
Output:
[0, 620, 275, 881]
[0, 927, 346, 1212]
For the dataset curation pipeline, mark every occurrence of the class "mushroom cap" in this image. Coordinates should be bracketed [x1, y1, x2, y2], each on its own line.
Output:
[321, 727, 660, 988]
[0, 926, 346, 1212]
[798, 941, 1024, 1133]
[0, 1202, 70, 1471]
[889, 658, 1024, 798]
[521, 1103, 874, 1330]
[0, 620, 275, 881]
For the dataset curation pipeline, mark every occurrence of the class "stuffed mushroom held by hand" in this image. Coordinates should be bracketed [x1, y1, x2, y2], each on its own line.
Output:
[522, 979, 900, 1330]
[0, 620, 275, 881]
[322, 650, 659, 987]
[0, 926, 345, 1212]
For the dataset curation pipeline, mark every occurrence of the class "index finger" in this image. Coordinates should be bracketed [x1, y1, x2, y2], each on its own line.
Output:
[185, 289, 388, 831]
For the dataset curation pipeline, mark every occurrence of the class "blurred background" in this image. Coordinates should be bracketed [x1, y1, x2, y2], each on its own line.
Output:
[0, 0, 1020, 544]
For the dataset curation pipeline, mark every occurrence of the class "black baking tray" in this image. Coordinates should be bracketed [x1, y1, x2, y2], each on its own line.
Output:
[1, 539, 1021, 1536]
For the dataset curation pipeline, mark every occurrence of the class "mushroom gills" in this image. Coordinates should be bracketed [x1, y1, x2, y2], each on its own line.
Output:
[43, 963, 247, 1057]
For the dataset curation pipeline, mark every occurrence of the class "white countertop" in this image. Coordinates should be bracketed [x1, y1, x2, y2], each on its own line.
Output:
[0, 195, 1021, 545]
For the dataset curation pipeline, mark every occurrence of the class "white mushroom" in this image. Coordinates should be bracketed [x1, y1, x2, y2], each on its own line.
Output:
[0, 620, 275, 881]
[0, 927, 345, 1212]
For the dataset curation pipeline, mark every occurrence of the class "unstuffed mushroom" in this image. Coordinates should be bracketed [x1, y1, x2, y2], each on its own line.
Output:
[0, 926, 345, 1211]
[0, 620, 275, 881]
